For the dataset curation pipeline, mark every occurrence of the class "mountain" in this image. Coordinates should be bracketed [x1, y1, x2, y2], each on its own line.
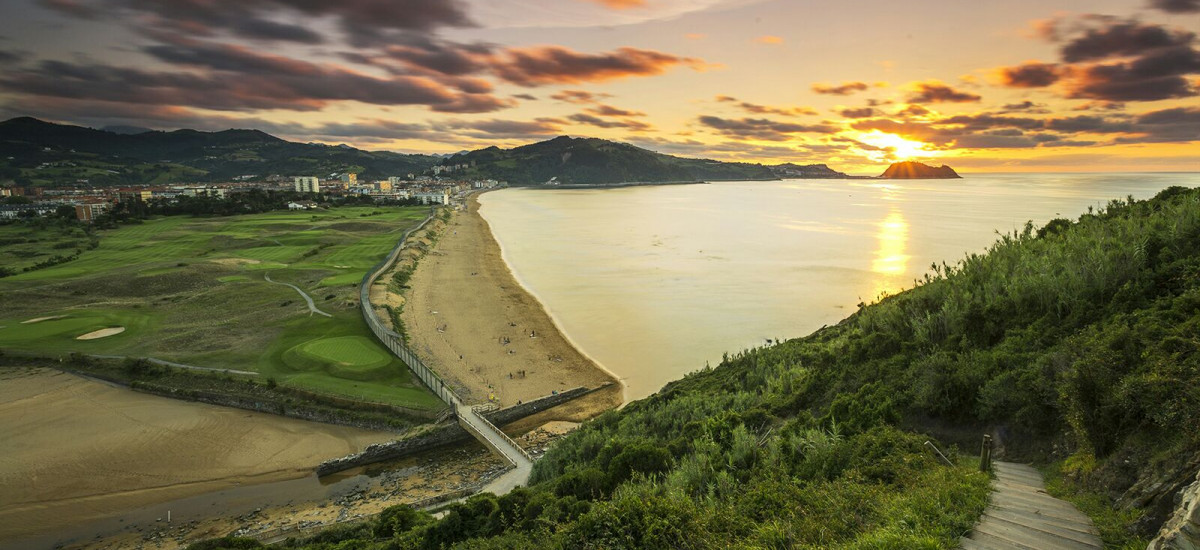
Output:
[0, 117, 440, 186]
[100, 125, 153, 135]
[880, 161, 961, 179]
[769, 163, 851, 179]
[443, 135, 776, 185]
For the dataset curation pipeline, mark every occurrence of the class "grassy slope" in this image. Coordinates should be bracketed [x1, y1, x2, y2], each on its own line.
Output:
[189, 186, 1200, 550]
[0, 206, 443, 410]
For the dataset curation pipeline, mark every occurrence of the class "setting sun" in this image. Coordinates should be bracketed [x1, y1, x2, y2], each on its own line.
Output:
[855, 130, 938, 162]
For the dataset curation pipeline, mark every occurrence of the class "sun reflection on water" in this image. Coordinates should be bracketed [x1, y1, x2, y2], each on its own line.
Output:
[870, 207, 910, 299]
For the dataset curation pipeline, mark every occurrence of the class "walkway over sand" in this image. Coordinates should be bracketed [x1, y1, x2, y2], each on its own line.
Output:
[961, 462, 1103, 550]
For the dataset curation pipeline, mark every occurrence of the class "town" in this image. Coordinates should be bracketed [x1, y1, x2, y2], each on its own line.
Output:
[0, 170, 503, 222]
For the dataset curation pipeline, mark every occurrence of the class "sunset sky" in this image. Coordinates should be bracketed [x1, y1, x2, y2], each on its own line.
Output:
[0, 0, 1196, 174]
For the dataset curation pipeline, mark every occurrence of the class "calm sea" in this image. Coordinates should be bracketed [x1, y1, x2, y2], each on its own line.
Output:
[479, 173, 1200, 401]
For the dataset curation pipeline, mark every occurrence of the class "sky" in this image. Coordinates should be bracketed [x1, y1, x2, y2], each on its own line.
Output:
[0, 0, 1196, 174]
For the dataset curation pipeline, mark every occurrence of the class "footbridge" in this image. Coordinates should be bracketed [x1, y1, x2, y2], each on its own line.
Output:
[360, 208, 533, 493]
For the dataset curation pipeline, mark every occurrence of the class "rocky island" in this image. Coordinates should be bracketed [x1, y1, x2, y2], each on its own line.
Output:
[880, 161, 961, 179]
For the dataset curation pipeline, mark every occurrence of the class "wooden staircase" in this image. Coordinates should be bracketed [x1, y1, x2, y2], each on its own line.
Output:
[961, 462, 1104, 550]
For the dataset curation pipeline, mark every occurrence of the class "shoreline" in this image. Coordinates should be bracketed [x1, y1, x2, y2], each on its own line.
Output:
[399, 193, 621, 414]
[478, 190, 628, 404]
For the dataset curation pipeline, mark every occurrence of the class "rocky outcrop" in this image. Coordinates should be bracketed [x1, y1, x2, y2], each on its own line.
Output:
[880, 161, 961, 179]
[1148, 468, 1200, 549]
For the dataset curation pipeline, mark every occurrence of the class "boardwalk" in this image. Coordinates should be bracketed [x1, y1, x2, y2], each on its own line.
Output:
[961, 462, 1103, 550]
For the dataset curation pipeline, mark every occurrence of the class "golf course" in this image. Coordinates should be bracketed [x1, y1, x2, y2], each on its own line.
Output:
[0, 206, 443, 411]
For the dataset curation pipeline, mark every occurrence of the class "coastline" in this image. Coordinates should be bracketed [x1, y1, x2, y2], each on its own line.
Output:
[479, 191, 628, 403]
[399, 193, 621, 416]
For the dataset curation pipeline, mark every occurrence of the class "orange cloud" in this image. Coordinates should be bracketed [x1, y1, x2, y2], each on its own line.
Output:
[685, 33, 707, 40]
[755, 35, 784, 45]
[493, 46, 707, 86]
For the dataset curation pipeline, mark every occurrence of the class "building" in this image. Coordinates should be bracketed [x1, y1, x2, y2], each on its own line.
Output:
[294, 176, 319, 193]
[287, 200, 319, 210]
[339, 173, 357, 185]
[377, 181, 393, 192]
[413, 190, 451, 205]
[74, 203, 109, 223]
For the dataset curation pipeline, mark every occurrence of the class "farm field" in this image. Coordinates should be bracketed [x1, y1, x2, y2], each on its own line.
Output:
[0, 206, 443, 411]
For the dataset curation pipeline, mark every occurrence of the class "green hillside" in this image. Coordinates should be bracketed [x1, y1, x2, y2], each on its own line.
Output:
[189, 189, 1199, 548]
[443, 136, 777, 185]
[0, 117, 440, 186]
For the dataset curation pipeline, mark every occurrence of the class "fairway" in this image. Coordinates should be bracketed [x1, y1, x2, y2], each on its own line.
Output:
[0, 206, 443, 411]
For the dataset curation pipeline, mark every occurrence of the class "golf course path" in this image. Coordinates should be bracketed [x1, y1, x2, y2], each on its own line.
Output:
[90, 354, 258, 376]
[264, 273, 332, 317]
[961, 462, 1103, 550]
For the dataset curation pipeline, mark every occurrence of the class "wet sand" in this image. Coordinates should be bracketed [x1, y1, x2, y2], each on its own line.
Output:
[0, 368, 396, 547]
[401, 195, 621, 413]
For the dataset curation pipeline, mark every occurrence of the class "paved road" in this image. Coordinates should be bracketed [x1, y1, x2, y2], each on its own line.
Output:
[961, 461, 1103, 550]
[264, 273, 332, 317]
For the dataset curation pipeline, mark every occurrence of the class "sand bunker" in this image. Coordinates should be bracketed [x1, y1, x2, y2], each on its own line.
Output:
[76, 327, 126, 340]
[209, 258, 261, 266]
[20, 315, 66, 324]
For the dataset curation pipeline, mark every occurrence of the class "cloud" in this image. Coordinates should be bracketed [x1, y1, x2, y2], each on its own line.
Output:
[437, 117, 566, 139]
[811, 81, 869, 95]
[906, 81, 981, 103]
[1149, 0, 1200, 13]
[550, 89, 613, 104]
[491, 46, 706, 86]
[39, 0, 475, 43]
[839, 108, 877, 118]
[697, 116, 838, 141]
[567, 113, 653, 131]
[994, 62, 1062, 87]
[1117, 106, 1200, 142]
[0, 55, 513, 114]
[512, 93, 538, 101]
[715, 95, 817, 116]
[755, 35, 784, 45]
[998, 101, 1050, 113]
[997, 17, 1200, 102]
[894, 104, 930, 117]
[1060, 19, 1195, 62]
[586, 104, 646, 117]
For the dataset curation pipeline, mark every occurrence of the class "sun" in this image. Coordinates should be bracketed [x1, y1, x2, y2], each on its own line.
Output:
[855, 130, 937, 162]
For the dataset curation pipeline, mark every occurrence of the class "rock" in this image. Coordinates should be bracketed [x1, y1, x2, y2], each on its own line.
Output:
[1149, 468, 1200, 549]
[879, 161, 961, 179]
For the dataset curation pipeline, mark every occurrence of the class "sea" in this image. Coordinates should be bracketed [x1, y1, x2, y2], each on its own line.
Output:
[479, 173, 1200, 401]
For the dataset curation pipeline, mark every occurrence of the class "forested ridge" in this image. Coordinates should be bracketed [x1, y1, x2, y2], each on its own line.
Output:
[194, 186, 1200, 550]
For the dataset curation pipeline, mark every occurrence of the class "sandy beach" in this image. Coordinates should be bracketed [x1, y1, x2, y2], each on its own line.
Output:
[0, 367, 396, 546]
[400, 195, 621, 414]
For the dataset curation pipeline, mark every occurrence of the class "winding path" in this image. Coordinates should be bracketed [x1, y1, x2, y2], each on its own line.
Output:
[89, 354, 258, 376]
[264, 273, 332, 317]
[961, 462, 1103, 550]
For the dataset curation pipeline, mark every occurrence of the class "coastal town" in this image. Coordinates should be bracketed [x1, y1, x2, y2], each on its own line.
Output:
[0, 171, 503, 222]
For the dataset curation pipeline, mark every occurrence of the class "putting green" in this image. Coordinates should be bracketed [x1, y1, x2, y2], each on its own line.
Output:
[283, 336, 393, 380]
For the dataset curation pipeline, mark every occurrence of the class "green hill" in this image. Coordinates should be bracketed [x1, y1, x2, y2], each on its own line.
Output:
[190, 191, 1199, 548]
[442, 136, 777, 185]
[0, 117, 440, 186]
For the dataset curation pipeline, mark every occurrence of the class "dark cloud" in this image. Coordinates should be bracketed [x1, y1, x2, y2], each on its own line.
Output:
[567, 113, 653, 131]
[0, 49, 28, 65]
[491, 46, 704, 86]
[1060, 20, 1194, 62]
[998, 101, 1049, 113]
[0, 55, 513, 114]
[1149, 0, 1200, 13]
[839, 108, 877, 118]
[1117, 106, 1200, 143]
[937, 114, 1045, 130]
[697, 116, 838, 141]
[716, 95, 818, 116]
[811, 81, 869, 95]
[1066, 52, 1200, 101]
[512, 93, 538, 101]
[995, 62, 1061, 87]
[1044, 115, 1133, 133]
[39, 0, 474, 43]
[906, 81, 981, 103]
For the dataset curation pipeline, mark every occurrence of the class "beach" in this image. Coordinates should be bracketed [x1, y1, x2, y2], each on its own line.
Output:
[400, 194, 621, 414]
[0, 367, 396, 547]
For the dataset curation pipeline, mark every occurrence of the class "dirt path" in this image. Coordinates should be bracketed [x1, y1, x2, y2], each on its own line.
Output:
[264, 273, 332, 317]
[400, 196, 621, 414]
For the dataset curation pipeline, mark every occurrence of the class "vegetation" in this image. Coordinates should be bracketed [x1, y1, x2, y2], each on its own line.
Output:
[185, 186, 1200, 549]
[0, 206, 443, 410]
